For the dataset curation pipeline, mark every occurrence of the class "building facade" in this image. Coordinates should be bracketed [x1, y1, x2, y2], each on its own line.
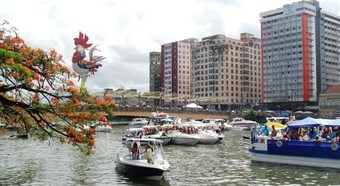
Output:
[149, 51, 161, 93]
[260, 0, 340, 110]
[160, 38, 198, 105]
[319, 85, 340, 114]
[192, 34, 262, 110]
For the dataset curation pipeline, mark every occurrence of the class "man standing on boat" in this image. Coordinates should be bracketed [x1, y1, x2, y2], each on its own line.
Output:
[145, 143, 153, 163]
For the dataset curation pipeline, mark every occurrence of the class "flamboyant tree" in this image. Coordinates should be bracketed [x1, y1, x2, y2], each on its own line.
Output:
[0, 20, 115, 154]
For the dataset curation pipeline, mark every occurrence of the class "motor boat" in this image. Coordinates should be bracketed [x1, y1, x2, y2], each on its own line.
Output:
[195, 130, 219, 144]
[128, 118, 149, 126]
[122, 128, 144, 143]
[191, 123, 220, 144]
[115, 139, 170, 180]
[141, 125, 172, 145]
[249, 117, 340, 169]
[122, 126, 172, 146]
[170, 130, 199, 146]
[229, 117, 257, 129]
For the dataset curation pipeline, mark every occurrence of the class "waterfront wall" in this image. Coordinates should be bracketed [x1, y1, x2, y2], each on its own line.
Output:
[113, 107, 229, 120]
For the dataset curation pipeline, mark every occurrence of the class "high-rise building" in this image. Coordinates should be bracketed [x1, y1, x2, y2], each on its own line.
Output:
[160, 38, 198, 105]
[192, 33, 262, 110]
[149, 51, 161, 93]
[260, 0, 340, 110]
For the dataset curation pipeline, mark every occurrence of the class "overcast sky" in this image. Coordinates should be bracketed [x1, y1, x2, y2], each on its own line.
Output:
[1, 0, 339, 93]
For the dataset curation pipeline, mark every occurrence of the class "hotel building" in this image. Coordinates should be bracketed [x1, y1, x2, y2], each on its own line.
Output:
[192, 33, 262, 110]
[160, 38, 198, 104]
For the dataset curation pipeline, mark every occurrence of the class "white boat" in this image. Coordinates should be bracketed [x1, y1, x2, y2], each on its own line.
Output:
[195, 130, 219, 144]
[121, 126, 172, 145]
[249, 117, 340, 169]
[129, 118, 149, 126]
[170, 130, 199, 146]
[191, 123, 221, 144]
[229, 117, 256, 129]
[122, 128, 143, 142]
[141, 126, 172, 145]
[115, 139, 170, 180]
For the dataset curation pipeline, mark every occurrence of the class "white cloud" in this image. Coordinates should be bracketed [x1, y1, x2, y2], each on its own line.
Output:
[1, 0, 339, 93]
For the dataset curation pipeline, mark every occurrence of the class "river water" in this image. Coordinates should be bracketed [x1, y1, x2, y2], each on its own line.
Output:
[1, 125, 340, 186]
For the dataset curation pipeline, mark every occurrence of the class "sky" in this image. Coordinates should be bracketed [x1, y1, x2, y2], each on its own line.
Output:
[1, 0, 340, 94]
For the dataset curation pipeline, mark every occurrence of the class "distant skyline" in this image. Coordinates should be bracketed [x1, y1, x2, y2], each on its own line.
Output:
[1, 0, 339, 93]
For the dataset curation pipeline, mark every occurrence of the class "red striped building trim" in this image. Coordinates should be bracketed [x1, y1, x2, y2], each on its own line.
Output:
[302, 13, 310, 101]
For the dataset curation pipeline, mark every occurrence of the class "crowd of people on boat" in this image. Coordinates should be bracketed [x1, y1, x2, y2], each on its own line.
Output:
[257, 125, 340, 143]
[284, 126, 340, 142]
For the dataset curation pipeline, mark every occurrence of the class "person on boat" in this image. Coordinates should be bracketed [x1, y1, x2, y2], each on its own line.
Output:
[314, 135, 321, 142]
[333, 132, 340, 142]
[282, 134, 289, 140]
[260, 125, 270, 136]
[287, 129, 298, 140]
[329, 127, 336, 141]
[145, 143, 153, 163]
[308, 127, 318, 140]
[129, 142, 139, 160]
[299, 128, 309, 141]
[321, 127, 330, 139]
[136, 131, 143, 138]
[270, 125, 277, 138]
[220, 123, 225, 134]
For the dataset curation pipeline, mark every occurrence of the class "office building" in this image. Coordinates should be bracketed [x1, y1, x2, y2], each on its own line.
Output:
[260, 0, 340, 110]
[149, 52, 161, 93]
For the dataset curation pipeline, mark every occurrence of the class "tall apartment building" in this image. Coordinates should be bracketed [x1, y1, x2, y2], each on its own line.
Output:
[160, 38, 198, 103]
[149, 51, 161, 93]
[192, 34, 262, 109]
[260, 0, 340, 110]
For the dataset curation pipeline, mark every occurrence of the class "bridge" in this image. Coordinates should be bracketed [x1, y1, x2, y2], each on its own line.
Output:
[112, 108, 229, 121]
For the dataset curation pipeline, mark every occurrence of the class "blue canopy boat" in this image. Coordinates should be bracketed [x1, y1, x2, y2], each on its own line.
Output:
[249, 117, 340, 169]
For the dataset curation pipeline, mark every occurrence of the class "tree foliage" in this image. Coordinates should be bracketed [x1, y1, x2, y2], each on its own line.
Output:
[0, 20, 115, 154]
[243, 109, 257, 121]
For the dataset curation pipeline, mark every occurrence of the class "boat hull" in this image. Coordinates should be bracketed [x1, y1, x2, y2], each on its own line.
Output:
[196, 133, 219, 144]
[250, 140, 340, 169]
[250, 151, 340, 169]
[172, 136, 199, 146]
[115, 158, 166, 180]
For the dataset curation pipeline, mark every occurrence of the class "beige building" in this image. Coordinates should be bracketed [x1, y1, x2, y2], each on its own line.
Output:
[319, 85, 340, 113]
[192, 33, 261, 110]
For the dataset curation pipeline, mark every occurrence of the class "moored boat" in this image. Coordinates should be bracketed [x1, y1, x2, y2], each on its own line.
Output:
[170, 130, 199, 146]
[229, 117, 257, 130]
[128, 118, 149, 126]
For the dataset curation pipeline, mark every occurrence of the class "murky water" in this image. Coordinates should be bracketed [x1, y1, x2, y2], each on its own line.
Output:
[1, 125, 340, 186]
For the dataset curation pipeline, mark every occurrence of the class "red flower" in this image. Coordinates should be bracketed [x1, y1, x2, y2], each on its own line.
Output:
[89, 140, 95, 147]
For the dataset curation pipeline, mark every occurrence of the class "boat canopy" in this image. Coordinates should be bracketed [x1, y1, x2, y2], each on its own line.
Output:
[288, 117, 340, 128]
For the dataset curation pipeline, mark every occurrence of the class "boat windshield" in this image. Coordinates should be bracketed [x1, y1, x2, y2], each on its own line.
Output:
[153, 153, 165, 160]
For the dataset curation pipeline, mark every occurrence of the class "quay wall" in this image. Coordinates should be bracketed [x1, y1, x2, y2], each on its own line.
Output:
[112, 108, 229, 120]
